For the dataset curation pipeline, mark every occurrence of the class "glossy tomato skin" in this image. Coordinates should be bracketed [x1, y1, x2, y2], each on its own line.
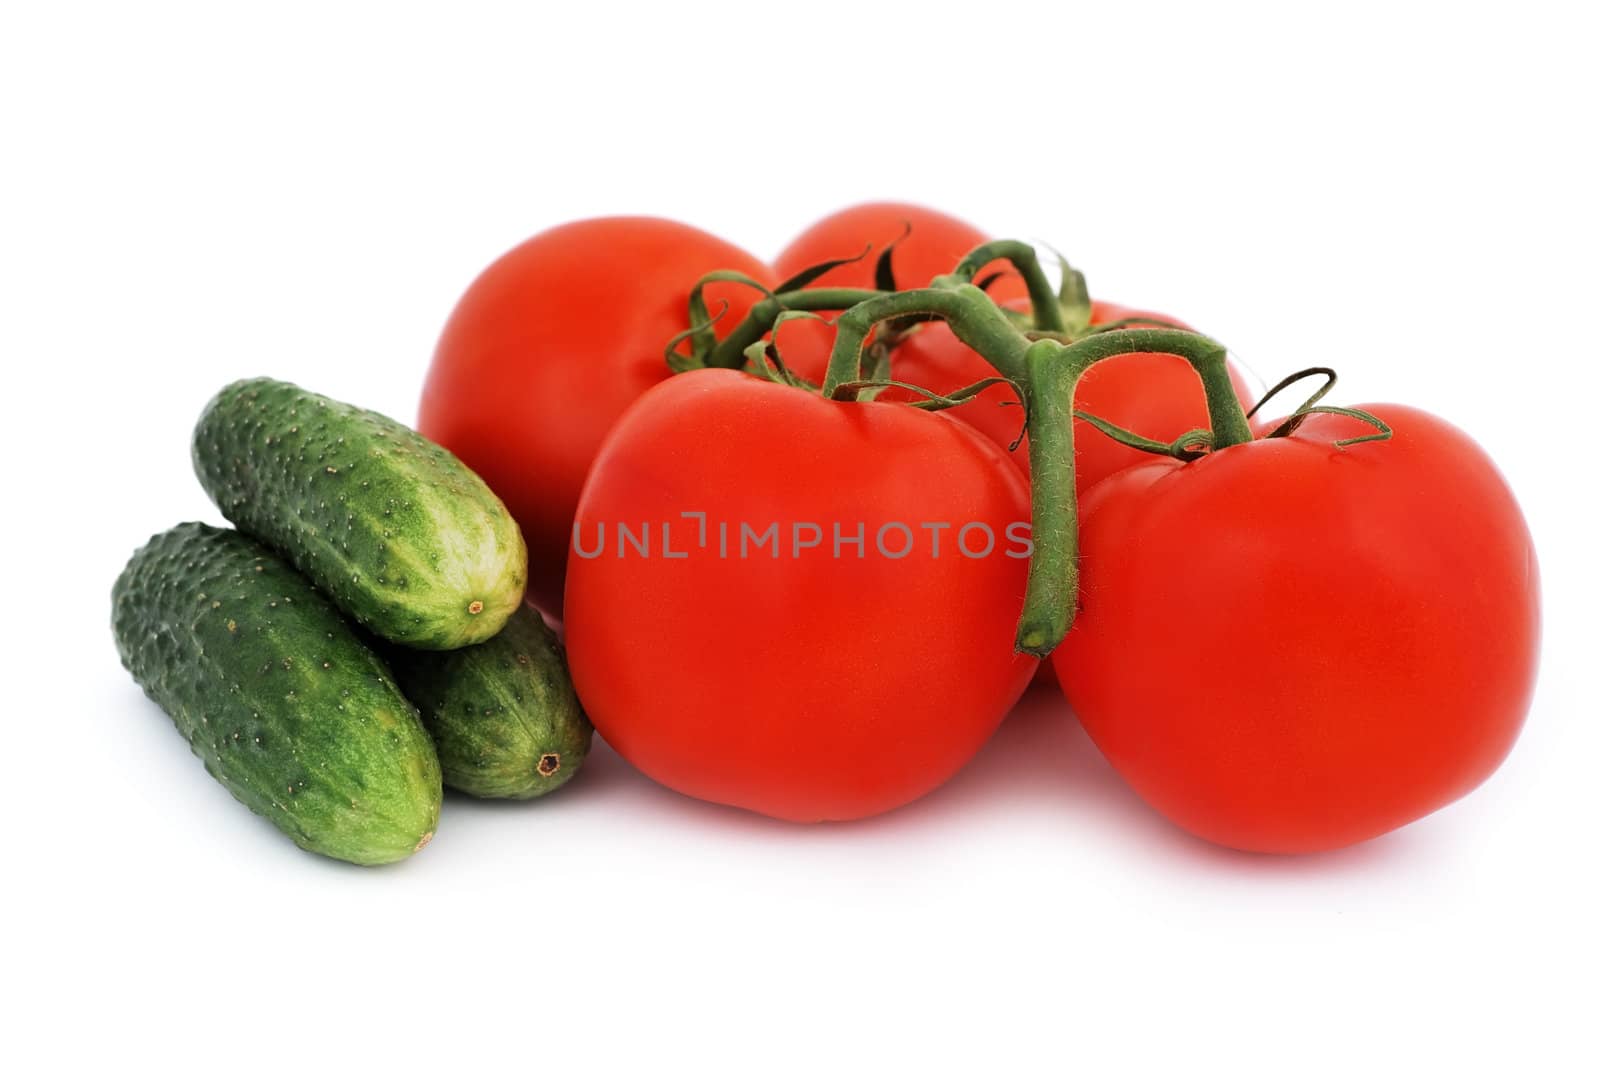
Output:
[884, 301, 1256, 490]
[420, 218, 774, 616]
[774, 201, 1029, 295]
[564, 369, 1037, 822]
[771, 202, 1029, 386]
[1053, 404, 1539, 853]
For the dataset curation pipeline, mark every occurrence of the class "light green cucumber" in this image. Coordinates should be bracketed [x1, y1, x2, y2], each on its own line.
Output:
[112, 522, 443, 865]
[192, 377, 526, 650]
[382, 605, 592, 799]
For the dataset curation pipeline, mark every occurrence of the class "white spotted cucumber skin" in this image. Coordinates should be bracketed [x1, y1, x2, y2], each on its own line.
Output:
[382, 604, 593, 800]
[112, 523, 442, 865]
[193, 378, 526, 650]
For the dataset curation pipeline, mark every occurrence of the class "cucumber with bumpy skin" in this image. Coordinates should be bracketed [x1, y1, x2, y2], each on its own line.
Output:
[112, 523, 443, 865]
[193, 377, 526, 650]
[382, 605, 593, 799]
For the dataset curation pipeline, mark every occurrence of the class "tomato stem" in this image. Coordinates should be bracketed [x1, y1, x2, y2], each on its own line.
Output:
[941, 240, 1066, 334]
[823, 285, 1031, 395]
[1057, 329, 1253, 449]
[821, 280, 1257, 656]
[704, 287, 886, 370]
[1010, 330, 1251, 651]
[1015, 338, 1083, 655]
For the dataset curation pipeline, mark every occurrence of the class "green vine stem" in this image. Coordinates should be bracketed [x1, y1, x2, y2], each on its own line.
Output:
[1015, 329, 1250, 654]
[687, 241, 1085, 375]
[823, 285, 1033, 393]
[1052, 329, 1254, 450]
[1015, 338, 1082, 656]
[820, 286, 1254, 657]
[703, 288, 885, 370]
[939, 240, 1066, 333]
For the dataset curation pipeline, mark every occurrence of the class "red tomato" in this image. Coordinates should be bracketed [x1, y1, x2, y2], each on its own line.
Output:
[770, 202, 1029, 384]
[419, 218, 774, 616]
[1053, 405, 1539, 853]
[564, 369, 1037, 821]
[774, 201, 1030, 295]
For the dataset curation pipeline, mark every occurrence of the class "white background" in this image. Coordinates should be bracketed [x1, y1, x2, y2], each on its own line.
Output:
[5, 2, 1596, 1067]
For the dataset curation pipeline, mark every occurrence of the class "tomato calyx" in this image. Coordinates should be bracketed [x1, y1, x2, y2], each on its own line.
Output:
[671, 236, 1093, 377]
[670, 279, 884, 374]
[734, 308, 1016, 412]
[659, 268, 847, 373]
[1073, 409, 1214, 462]
[1248, 366, 1394, 447]
[668, 242, 894, 374]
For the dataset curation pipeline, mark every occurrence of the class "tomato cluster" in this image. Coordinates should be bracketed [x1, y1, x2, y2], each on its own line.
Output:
[420, 204, 1539, 852]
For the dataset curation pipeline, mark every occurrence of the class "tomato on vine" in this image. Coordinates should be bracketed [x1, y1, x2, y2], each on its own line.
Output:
[1054, 399, 1539, 852]
[748, 262, 1539, 849]
[433, 215, 1538, 848]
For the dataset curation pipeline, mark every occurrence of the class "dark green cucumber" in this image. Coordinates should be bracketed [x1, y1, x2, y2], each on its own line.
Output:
[193, 377, 526, 650]
[382, 605, 592, 799]
[112, 523, 442, 865]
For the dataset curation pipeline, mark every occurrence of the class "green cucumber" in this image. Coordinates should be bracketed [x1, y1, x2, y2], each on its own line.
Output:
[112, 522, 443, 865]
[382, 605, 592, 799]
[193, 377, 526, 650]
